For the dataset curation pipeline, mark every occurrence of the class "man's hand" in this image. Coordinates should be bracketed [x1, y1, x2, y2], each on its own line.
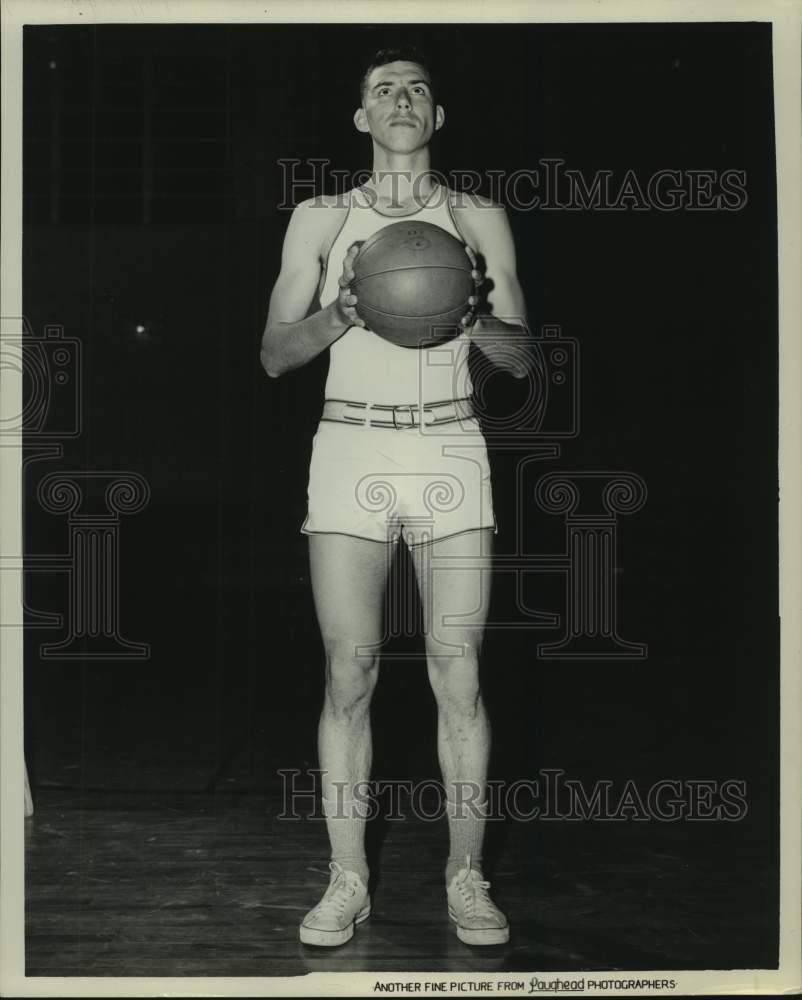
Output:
[334, 241, 367, 329]
[459, 243, 483, 331]
[459, 243, 532, 378]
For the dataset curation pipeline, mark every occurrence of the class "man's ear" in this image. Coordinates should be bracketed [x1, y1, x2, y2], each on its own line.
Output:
[434, 104, 445, 131]
[354, 107, 370, 133]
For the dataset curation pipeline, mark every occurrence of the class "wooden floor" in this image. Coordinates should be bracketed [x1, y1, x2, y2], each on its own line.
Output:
[25, 785, 776, 977]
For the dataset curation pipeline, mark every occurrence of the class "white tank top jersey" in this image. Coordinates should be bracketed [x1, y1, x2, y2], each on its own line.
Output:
[317, 184, 474, 407]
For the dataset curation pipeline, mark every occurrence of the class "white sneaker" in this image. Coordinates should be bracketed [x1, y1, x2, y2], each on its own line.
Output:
[299, 862, 371, 946]
[447, 854, 509, 945]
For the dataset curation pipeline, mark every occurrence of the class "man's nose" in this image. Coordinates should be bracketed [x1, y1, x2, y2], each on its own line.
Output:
[395, 89, 411, 110]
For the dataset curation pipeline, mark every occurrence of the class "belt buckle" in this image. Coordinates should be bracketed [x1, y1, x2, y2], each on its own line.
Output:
[392, 404, 418, 429]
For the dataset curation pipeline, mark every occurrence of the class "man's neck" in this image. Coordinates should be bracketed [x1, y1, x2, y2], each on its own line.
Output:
[364, 148, 437, 209]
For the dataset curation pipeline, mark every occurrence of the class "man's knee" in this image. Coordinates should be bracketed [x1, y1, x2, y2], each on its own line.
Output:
[426, 647, 482, 710]
[324, 639, 379, 714]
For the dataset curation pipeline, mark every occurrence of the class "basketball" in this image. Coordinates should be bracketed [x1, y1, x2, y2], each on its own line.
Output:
[351, 221, 474, 349]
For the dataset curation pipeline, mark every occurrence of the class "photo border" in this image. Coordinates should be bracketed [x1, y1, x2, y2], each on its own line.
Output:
[2, 0, 800, 995]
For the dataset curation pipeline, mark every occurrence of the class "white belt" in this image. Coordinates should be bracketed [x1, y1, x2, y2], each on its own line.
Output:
[320, 397, 475, 430]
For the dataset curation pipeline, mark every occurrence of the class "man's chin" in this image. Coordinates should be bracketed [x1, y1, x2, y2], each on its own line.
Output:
[376, 131, 431, 154]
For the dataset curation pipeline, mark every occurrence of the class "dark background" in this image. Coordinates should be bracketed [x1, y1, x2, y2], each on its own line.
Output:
[22, 22, 778, 971]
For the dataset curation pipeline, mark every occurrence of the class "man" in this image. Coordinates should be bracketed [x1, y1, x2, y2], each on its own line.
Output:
[261, 45, 533, 948]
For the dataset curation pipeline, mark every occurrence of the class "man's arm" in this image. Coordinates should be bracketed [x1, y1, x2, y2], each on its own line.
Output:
[457, 200, 534, 380]
[260, 201, 363, 378]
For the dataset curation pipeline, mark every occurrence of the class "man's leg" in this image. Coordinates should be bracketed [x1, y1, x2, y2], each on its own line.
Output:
[300, 532, 395, 946]
[408, 527, 493, 878]
[408, 527, 509, 944]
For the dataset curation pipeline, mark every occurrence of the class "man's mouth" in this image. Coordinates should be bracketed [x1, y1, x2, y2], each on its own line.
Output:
[389, 118, 417, 127]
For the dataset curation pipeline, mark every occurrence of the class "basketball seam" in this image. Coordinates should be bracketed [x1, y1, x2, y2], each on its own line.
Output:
[353, 264, 472, 282]
[359, 304, 468, 321]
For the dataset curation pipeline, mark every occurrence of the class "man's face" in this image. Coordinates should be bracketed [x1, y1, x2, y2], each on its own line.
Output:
[354, 60, 444, 152]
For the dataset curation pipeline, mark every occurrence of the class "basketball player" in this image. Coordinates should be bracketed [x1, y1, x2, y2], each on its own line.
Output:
[261, 45, 533, 947]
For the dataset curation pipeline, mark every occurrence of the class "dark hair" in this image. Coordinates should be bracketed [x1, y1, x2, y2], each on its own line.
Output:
[359, 45, 434, 104]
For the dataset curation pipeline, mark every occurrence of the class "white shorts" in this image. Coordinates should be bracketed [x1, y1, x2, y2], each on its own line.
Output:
[301, 418, 497, 547]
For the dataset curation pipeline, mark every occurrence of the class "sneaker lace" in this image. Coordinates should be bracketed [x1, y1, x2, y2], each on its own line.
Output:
[314, 861, 359, 917]
[456, 855, 495, 918]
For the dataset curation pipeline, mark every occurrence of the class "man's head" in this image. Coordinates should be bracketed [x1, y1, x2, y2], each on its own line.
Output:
[354, 46, 444, 152]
